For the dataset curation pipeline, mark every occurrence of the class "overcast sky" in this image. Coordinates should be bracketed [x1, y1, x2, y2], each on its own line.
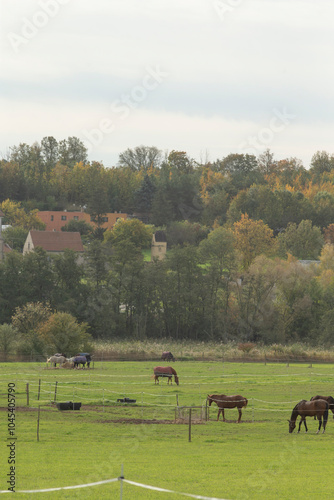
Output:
[1, 0, 334, 168]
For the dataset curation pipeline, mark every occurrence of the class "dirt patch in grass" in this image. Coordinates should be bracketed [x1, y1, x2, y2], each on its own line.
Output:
[96, 417, 205, 424]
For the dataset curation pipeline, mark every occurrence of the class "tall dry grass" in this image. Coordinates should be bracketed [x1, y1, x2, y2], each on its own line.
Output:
[91, 339, 334, 362]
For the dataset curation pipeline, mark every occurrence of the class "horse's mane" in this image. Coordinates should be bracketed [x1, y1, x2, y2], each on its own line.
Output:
[292, 400, 307, 413]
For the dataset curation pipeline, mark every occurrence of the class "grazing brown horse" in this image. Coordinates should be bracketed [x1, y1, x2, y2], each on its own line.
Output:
[153, 366, 179, 385]
[161, 351, 175, 362]
[310, 395, 334, 418]
[207, 394, 248, 422]
[288, 399, 329, 434]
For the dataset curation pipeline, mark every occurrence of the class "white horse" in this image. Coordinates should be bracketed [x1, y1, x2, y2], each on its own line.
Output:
[46, 355, 67, 368]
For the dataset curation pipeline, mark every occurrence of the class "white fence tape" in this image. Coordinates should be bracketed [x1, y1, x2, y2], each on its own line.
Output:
[0, 478, 118, 494]
[123, 479, 229, 499]
[0, 477, 230, 499]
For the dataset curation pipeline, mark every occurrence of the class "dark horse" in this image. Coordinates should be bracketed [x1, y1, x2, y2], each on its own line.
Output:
[161, 351, 175, 362]
[72, 355, 87, 369]
[288, 399, 329, 434]
[310, 395, 334, 419]
[207, 394, 248, 423]
[153, 366, 179, 385]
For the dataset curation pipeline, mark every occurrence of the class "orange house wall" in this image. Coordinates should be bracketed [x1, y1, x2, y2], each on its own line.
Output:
[37, 211, 127, 232]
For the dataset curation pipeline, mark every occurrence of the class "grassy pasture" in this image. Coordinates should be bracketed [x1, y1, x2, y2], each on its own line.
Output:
[1, 361, 334, 499]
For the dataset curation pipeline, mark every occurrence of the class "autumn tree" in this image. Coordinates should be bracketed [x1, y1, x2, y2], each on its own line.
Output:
[233, 214, 275, 269]
[0, 199, 45, 230]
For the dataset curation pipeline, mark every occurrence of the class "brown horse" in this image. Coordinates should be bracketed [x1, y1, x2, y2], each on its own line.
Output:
[161, 351, 175, 362]
[207, 394, 248, 422]
[153, 366, 179, 385]
[310, 395, 334, 418]
[288, 399, 329, 434]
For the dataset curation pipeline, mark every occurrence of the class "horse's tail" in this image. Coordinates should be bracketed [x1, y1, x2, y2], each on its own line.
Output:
[324, 402, 329, 426]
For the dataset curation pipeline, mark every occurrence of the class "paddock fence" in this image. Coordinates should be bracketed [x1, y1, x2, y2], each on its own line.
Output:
[1, 374, 333, 424]
[2, 352, 334, 364]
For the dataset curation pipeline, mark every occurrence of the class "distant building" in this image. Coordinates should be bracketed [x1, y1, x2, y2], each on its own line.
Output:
[23, 230, 84, 261]
[0, 211, 12, 261]
[37, 211, 127, 232]
[151, 231, 167, 261]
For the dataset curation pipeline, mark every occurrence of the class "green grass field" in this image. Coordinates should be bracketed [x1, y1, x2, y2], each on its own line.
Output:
[1, 361, 334, 499]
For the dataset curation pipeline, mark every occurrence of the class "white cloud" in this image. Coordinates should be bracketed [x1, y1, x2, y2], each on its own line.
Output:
[2, 0, 334, 168]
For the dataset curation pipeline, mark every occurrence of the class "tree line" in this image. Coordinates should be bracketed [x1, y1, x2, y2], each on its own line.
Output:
[1, 139, 334, 353]
[2, 138, 334, 233]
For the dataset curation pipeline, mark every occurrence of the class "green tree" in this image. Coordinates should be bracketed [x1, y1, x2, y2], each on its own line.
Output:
[198, 226, 236, 338]
[12, 302, 52, 356]
[2, 226, 28, 252]
[0, 252, 27, 323]
[23, 247, 54, 303]
[61, 219, 94, 239]
[160, 245, 204, 339]
[105, 218, 152, 250]
[52, 249, 87, 316]
[58, 137, 87, 168]
[274, 259, 315, 341]
[235, 256, 280, 342]
[134, 173, 156, 212]
[118, 145, 162, 170]
[167, 150, 194, 174]
[310, 150, 334, 177]
[277, 220, 324, 259]
[38, 312, 92, 355]
[166, 221, 209, 248]
[0, 324, 19, 361]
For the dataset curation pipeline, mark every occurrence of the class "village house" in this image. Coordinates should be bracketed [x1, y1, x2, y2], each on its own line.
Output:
[37, 211, 127, 232]
[23, 230, 84, 262]
[151, 230, 167, 261]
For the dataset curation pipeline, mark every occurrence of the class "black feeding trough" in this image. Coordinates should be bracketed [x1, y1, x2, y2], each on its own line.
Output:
[56, 401, 81, 410]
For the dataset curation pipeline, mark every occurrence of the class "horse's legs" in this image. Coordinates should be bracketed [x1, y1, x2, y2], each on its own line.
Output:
[298, 418, 303, 433]
[222, 408, 226, 422]
[237, 408, 242, 423]
[317, 417, 322, 434]
[303, 418, 308, 433]
[217, 409, 221, 421]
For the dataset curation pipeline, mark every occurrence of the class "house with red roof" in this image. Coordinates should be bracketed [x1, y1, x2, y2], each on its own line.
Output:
[23, 230, 84, 261]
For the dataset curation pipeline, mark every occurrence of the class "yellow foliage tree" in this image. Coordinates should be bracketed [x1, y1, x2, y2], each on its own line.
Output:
[0, 199, 45, 230]
[233, 213, 275, 269]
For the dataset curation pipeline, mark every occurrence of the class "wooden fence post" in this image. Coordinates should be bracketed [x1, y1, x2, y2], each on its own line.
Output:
[37, 405, 40, 441]
[37, 379, 41, 401]
[188, 408, 192, 442]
